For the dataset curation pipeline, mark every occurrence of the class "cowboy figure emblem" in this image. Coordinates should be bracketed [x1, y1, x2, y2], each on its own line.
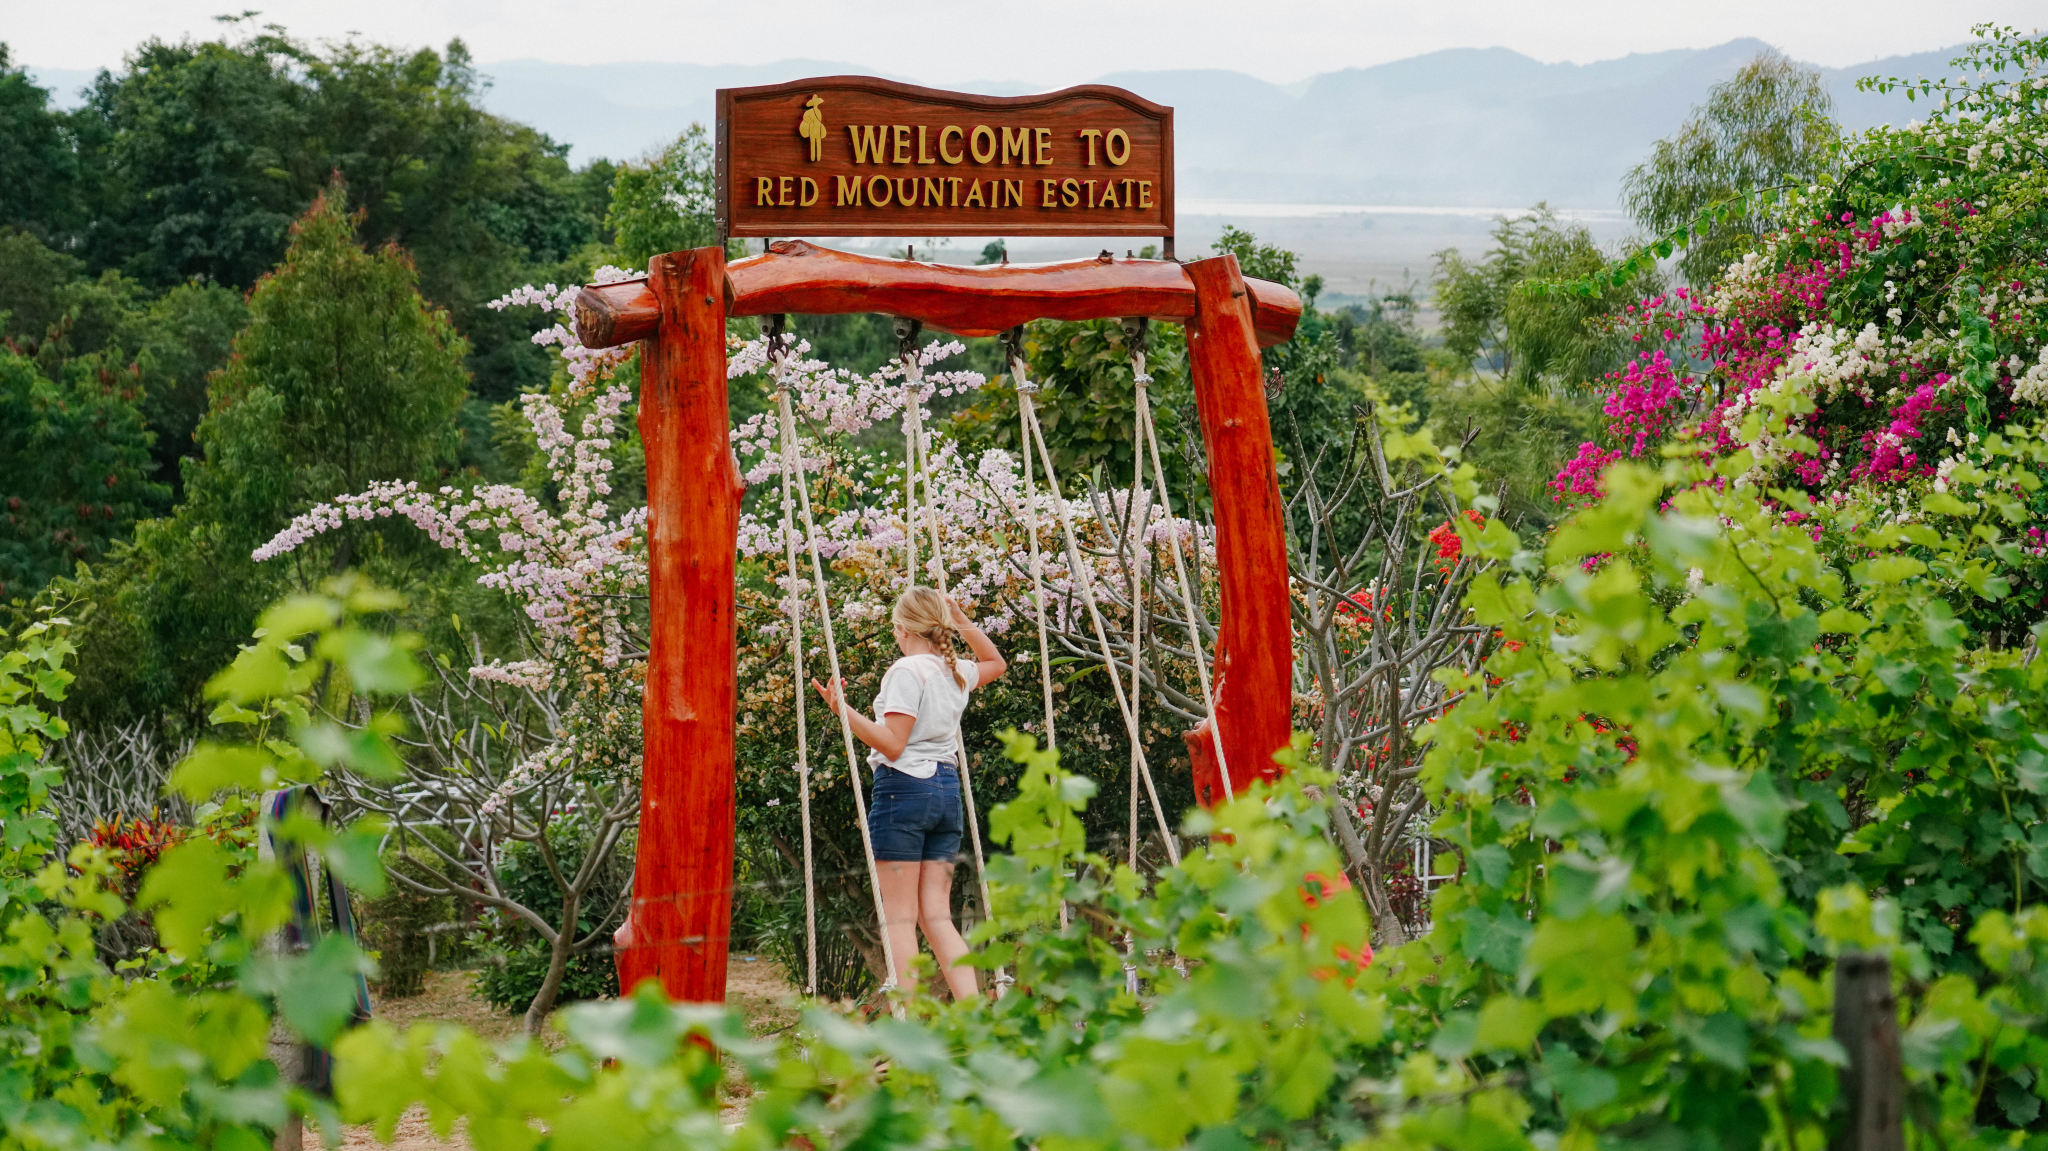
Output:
[798, 95, 826, 161]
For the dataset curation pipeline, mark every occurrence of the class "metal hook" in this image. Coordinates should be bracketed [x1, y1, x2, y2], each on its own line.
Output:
[1120, 316, 1150, 356]
[892, 316, 923, 358]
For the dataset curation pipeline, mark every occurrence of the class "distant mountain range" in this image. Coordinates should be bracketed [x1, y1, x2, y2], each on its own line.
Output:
[29, 39, 1963, 211]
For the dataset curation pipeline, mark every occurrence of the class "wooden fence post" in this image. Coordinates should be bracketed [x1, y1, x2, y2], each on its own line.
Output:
[615, 246, 744, 1003]
[1180, 253, 1294, 805]
[1832, 951, 1905, 1151]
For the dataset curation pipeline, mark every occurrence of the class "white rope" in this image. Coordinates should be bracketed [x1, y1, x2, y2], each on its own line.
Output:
[895, 335, 996, 950]
[1009, 348, 1060, 751]
[1131, 349, 1233, 803]
[1015, 380, 1181, 867]
[769, 335, 819, 997]
[1125, 417, 1148, 871]
[772, 346, 900, 995]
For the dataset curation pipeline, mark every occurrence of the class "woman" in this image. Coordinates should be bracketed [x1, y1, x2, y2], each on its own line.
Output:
[813, 586, 1006, 1000]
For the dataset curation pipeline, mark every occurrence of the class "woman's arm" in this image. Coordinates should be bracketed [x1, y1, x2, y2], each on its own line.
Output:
[812, 678, 917, 760]
[949, 597, 1008, 687]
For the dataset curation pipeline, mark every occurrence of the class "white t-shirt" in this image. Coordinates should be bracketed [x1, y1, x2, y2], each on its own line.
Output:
[867, 654, 978, 779]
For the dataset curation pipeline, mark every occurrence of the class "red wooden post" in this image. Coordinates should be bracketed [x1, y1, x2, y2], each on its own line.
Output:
[616, 246, 744, 1001]
[1181, 253, 1294, 805]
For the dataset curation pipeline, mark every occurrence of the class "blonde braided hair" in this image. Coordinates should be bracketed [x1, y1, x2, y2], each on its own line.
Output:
[893, 586, 969, 689]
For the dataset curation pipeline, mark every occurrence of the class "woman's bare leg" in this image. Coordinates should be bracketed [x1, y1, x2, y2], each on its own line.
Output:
[917, 861, 980, 1001]
[876, 860, 923, 989]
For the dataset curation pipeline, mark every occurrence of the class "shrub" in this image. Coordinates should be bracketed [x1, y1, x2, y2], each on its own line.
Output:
[474, 942, 617, 1013]
[358, 856, 453, 999]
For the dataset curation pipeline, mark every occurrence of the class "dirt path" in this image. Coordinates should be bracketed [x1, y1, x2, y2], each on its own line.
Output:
[338, 954, 800, 1149]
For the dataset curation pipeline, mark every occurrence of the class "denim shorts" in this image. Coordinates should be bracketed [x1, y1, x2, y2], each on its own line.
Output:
[868, 764, 963, 862]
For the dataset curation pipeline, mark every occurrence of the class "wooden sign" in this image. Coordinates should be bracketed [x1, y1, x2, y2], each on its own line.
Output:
[716, 76, 1172, 241]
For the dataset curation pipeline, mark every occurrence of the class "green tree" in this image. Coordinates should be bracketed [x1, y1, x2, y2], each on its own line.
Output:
[192, 180, 468, 541]
[1623, 50, 1839, 285]
[55, 183, 469, 725]
[0, 350, 165, 601]
[0, 46, 81, 243]
[72, 31, 307, 289]
[0, 228, 245, 524]
[605, 125, 715, 268]
[70, 26, 606, 402]
[1430, 209, 1654, 527]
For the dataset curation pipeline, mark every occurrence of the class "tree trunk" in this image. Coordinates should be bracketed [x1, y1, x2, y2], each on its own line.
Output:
[524, 891, 579, 1035]
[1330, 798, 1409, 948]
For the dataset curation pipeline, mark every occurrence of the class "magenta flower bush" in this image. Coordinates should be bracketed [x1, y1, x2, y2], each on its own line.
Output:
[1555, 28, 2048, 521]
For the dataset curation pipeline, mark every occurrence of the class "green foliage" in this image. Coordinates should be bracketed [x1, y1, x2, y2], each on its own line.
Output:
[1429, 210, 1650, 527]
[605, 125, 716, 268]
[948, 318, 1196, 495]
[23, 25, 607, 403]
[1435, 207, 1651, 390]
[193, 179, 468, 533]
[0, 46, 82, 243]
[474, 944, 619, 1015]
[0, 228, 248, 511]
[0, 581, 419, 1148]
[1623, 50, 1840, 285]
[53, 183, 470, 724]
[0, 348, 167, 599]
[359, 857, 454, 999]
[468, 822, 631, 1012]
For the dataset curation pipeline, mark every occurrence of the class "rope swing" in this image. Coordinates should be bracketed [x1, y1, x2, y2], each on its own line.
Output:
[765, 319, 899, 991]
[891, 318, 995, 936]
[1004, 327, 1181, 867]
[765, 310, 1233, 1001]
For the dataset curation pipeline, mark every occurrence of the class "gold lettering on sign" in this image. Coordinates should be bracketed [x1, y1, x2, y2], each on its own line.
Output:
[1138, 180, 1152, 209]
[757, 176, 776, 205]
[939, 125, 964, 164]
[1005, 179, 1022, 207]
[835, 175, 864, 206]
[848, 125, 885, 164]
[917, 126, 935, 164]
[1001, 127, 1028, 165]
[1036, 127, 1053, 165]
[1084, 179, 1096, 208]
[1077, 128, 1101, 165]
[894, 177, 918, 206]
[1061, 177, 1079, 207]
[799, 176, 819, 206]
[970, 125, 996, 164]
[964, 179, 985, 208]
[1040, 179, 1058, 207]
[922, 176, 942, 206]
[868, 175, 893, 206]
[892, 125, 911, 164]
[779, 175, 794, 206]
[1105, 128, 1131, 166]
[1099, 180, 1119, 209]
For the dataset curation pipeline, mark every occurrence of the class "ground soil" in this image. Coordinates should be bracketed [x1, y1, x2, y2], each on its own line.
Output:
[335, 953, 800, 1149]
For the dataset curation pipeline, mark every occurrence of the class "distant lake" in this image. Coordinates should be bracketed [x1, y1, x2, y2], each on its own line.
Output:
[1178, 200, 1627, 223]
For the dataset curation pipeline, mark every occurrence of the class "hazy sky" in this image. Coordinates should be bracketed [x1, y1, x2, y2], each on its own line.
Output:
[13, 0, 2039, 83]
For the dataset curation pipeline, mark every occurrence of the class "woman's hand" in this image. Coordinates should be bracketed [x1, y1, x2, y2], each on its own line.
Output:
[945, 595, 974, 631]
[811, 676, 848, 718]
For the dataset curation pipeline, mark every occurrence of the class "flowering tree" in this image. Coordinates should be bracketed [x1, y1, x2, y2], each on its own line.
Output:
[1281, 400, 1498, 945]
[1554, 26, 2048, 609]
[251, 272, 650, 1024]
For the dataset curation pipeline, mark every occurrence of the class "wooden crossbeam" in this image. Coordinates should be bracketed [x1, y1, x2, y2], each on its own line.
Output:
[573, 240, 1302, 350]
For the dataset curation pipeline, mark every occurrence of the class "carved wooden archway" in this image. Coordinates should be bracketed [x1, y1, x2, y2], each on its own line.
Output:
[573, 240, 1300, 1002]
